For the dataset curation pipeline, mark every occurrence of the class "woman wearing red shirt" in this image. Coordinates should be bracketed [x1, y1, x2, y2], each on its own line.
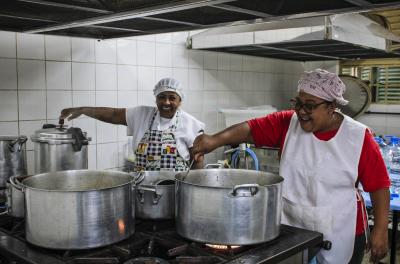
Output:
[193, 69, 389, 264]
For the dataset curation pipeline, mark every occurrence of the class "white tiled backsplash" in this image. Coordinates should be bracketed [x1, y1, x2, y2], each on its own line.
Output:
[4, 30, 391, 173]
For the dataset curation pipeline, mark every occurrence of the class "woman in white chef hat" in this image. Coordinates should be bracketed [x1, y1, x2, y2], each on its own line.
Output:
[60, 77, 205, 171]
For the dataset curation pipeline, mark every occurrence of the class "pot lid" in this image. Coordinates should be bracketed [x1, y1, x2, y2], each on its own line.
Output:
[339, 75, 372, 119]
[32, 124, 75, 140]
[31, 124, 90, 149]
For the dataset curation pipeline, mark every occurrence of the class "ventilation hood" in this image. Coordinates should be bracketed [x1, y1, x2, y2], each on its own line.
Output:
[1, 0, 400, 39]
[188, 13, 400, 61]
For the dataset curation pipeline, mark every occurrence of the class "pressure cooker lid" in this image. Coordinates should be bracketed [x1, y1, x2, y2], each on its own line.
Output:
[339, 75, 372, 119]
[31, 124, 90, 150]
[32, 124, 76, 140]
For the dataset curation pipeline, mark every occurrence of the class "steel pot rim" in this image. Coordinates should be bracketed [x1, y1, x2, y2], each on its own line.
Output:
[175, 168, 283, 189]
[0, 135, 28, 141]
[21, 170, 136, 193]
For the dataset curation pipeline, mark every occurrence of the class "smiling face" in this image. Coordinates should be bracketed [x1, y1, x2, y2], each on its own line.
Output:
[293, 91, 338, 133]
[156, 91, 181, 118]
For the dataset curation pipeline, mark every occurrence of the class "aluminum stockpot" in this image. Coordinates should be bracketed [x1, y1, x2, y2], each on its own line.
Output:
[135, 171, 176, 219]
[6, 175, 30, 218]
[0, 136, 27, 198]
[175, 169, 283, 245]
[21, 170, 135, 249]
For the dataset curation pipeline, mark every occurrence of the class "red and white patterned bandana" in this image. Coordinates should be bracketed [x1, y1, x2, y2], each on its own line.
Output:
[297, 69, 348, 105]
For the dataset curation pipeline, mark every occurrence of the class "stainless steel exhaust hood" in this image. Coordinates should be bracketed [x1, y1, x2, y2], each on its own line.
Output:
[188, 13, 400, 61]
[1, 1, 400, 39]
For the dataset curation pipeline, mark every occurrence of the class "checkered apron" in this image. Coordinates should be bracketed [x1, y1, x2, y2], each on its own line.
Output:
[134, 110, 189, 172]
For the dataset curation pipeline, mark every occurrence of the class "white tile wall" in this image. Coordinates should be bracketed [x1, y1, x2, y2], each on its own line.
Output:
[0, 59, 17, 90]
[96, 64, 117, 90]
[16, 33, 44, 60]
[72, 63, 95, 90]
[47, 90, 73, 119]
[0, 91, 18, 121]
[0, 122, 18, 135]
[18, 90, 46, 120]
[5, 29, 371, 171]
[0, 31, 16, 58]
[72, 38, 95, 62]
[117, 39, 137, 65]
[73, 90, 96, 107]
[45, 35, 71, 61]
[46, 61, 72, 90]
[138, 66, 155, 90]
[137, 41, 155, 66]
[95, 40, 117, 64]
[96, 121, 118, 143]
[117, 65, 137, 90]
[97, 143, 118, 169]
[18, 60, 45, 90]
[96, 91, 117, 107]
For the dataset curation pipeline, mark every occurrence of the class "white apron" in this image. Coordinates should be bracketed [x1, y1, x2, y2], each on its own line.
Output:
[279, 113, 366, 264]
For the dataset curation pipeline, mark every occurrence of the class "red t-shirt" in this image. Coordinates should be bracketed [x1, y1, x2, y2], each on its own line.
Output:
[247, 110, 390, 235]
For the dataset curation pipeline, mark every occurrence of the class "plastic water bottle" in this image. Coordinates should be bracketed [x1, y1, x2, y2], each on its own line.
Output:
[374, 137, 391, 170]
[389, 137, 400, 195]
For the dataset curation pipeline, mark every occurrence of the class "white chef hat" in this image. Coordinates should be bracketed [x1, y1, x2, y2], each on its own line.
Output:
[153, 78, 183, 100]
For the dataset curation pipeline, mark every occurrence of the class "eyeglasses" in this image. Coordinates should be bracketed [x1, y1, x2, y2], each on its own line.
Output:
[290, 98, 329, 114]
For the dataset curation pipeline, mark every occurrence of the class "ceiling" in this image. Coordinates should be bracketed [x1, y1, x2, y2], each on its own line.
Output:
[1, 0, 400, 39]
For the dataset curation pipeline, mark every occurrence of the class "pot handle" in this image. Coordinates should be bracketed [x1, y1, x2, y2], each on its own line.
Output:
[8, 136, 28, 152]
[231, 184, 259, 197]
[9, 176, 24, 192]
[132, 172, 145, 185]
[137, 185, 162, 204]
[137, 185, 157, 193]
[204, 163, 223, 169]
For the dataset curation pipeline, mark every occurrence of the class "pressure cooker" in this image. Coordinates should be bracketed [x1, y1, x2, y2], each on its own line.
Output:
[31, 124, 90, 173]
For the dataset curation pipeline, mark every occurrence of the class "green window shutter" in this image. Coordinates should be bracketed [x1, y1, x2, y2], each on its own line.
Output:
[376, 67, 400, 103]
[340, 64, 400, 104]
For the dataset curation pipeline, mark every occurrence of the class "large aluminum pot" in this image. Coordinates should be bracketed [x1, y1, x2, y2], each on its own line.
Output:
[135, 171, 176, 219]
[175, 169, 283, 245]
[31, 125, 90, 174]
[0, 136, 27, 197]
[21, 170, 135, 249]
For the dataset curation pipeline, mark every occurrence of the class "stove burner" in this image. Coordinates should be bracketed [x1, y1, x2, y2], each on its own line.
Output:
[0, 216, 323, 264]
[205, 244, 241, 250]
[124, 257, 169, 264]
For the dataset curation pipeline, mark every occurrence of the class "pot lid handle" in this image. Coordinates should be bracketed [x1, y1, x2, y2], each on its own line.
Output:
[67, 127, 88, 152]
[42, 124, 57, 129]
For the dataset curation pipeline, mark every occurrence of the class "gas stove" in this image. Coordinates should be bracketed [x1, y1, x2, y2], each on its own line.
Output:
[0, 216, 323, 264]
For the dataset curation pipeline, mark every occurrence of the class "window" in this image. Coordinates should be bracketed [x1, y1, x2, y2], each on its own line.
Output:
[340, 59, 400, 104]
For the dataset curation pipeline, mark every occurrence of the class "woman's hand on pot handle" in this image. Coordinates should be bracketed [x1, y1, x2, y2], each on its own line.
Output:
[192, 134, 218, 161]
